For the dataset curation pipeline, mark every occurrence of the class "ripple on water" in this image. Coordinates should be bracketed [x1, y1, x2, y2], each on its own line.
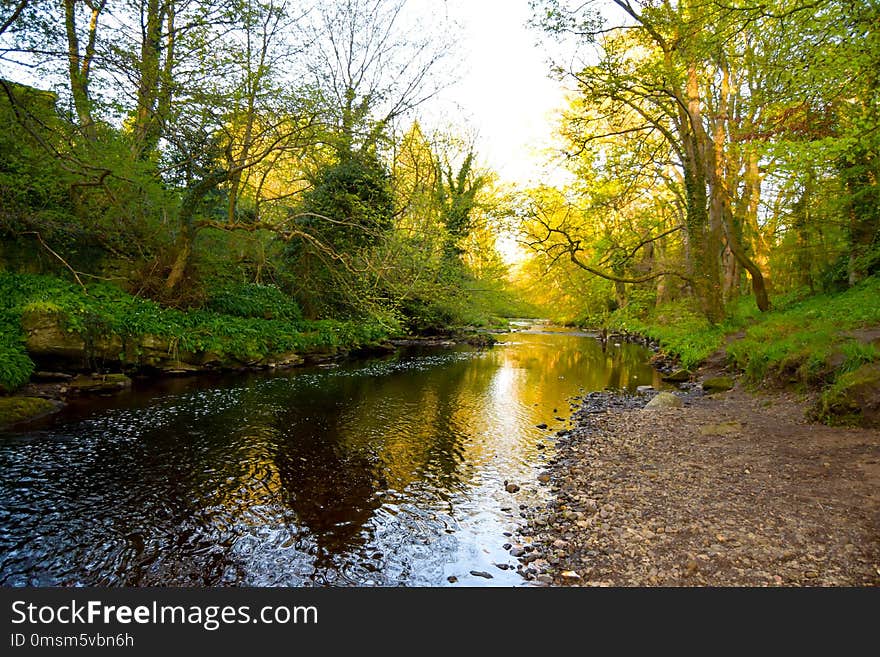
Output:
[0, 332, 660, 586]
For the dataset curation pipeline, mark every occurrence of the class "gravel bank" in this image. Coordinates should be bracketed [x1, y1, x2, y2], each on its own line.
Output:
[514, 387, 880, 586]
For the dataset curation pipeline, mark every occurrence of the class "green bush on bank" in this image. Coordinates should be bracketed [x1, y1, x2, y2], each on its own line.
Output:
[0, 271, 395, 390]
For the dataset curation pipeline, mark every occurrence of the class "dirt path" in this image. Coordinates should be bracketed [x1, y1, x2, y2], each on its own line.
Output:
[516, 387, 880, 586]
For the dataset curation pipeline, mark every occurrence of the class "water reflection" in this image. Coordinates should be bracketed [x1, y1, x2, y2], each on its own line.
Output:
[0, 331, 660, 586]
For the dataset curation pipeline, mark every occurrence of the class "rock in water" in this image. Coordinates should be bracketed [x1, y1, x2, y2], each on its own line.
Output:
[643, 392, 683, 410]
[702, 376, 734, 393]
[505, 482, 521, 493]
[469, 570, 493, 579]
[68, 373, 132, 394]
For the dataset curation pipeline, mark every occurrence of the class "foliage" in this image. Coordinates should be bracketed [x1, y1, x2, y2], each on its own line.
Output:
[607, 275, 880, 390]
[523, 0, 878, 323]
[0, 271, 395, 390]
[206, 282, 302, 321]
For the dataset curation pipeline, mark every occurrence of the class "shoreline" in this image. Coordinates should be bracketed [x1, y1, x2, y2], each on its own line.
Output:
[0, 331, 498, 430]
[513, 385, 880, 586]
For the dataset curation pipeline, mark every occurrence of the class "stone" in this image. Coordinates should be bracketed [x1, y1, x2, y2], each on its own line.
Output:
[266, 352, 305, 369]
[662, 369, 691, 383]
[0, 396, 60, 428]
[702, 376, 735, 393]
[509, 547, 526, 557]
[643, 392, 683, 410]
[537, 473, 551, 484]
[68, 373, 132, 394]
[560, 571, 581, 579]
[469, 570, 493, 579]
[22, 308, 86, 363]
[505, 482, 520, 493]
[447, 576, 457, 583]
[31, 371, 73, 382]
[536, 423, 548, 429]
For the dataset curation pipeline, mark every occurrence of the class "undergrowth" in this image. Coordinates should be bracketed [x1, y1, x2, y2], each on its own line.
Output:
[0, 271, 395, 390]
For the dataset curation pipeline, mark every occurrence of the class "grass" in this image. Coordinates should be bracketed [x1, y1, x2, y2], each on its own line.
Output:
[0, 271, 395, 390]
[607, 276, 880, 386]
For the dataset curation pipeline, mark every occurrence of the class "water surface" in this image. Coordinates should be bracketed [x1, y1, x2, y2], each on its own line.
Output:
[0, 330, 659, 586]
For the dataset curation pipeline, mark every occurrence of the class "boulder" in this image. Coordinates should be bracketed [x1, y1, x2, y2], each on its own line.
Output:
[702, 376, 734, 393]
[22, 308, 125, 368]
[644, 392, 683, 409]
[22, 308, 87, 362]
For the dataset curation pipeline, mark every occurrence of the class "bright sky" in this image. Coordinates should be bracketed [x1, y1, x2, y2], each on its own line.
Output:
[427, 0, 570, 186]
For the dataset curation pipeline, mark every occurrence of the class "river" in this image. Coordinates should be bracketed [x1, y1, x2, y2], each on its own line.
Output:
[0, 326, 661, 586]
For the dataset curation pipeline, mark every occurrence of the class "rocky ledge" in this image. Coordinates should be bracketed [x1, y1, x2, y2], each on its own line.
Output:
[514, 387, 880, 586]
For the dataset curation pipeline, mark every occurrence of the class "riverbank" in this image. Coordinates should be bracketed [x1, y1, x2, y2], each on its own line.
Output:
[515, 383, 880, 586]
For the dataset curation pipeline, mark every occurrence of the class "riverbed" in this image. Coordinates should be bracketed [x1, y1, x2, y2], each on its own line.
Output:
[0, 328, 661, 586]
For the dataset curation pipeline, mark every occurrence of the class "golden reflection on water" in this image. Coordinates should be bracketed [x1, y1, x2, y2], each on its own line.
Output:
[0, 329, 662, 585]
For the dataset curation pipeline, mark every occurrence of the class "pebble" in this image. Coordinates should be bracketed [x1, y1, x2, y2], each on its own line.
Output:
[509, 388, 878, 587]
[469, 570, 493, 579]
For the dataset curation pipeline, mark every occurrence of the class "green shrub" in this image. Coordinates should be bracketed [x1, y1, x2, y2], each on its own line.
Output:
[206, 282, 303, 321]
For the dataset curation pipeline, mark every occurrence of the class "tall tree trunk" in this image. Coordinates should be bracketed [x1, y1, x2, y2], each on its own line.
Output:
[63, 0, 104, 140]
[132, 0, 171, 158]
[708, 59, 770, 312]
[792, 169, 815, 292]
[843, 148, 880, 286]
[681, 62, 724, 323]
[164, 171, 229, 293]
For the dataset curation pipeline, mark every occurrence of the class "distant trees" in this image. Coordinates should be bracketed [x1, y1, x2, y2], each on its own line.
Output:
[525, 0, 878, 322]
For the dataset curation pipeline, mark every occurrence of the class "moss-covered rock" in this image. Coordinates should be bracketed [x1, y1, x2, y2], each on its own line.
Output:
[661, 369, 691, 383]
[68, 373, 132, 394]
[812, 363, 880, 428]
[702, 376, 734, 393]
[0, 396, 60, 427]
[21, 308, 86, 362]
